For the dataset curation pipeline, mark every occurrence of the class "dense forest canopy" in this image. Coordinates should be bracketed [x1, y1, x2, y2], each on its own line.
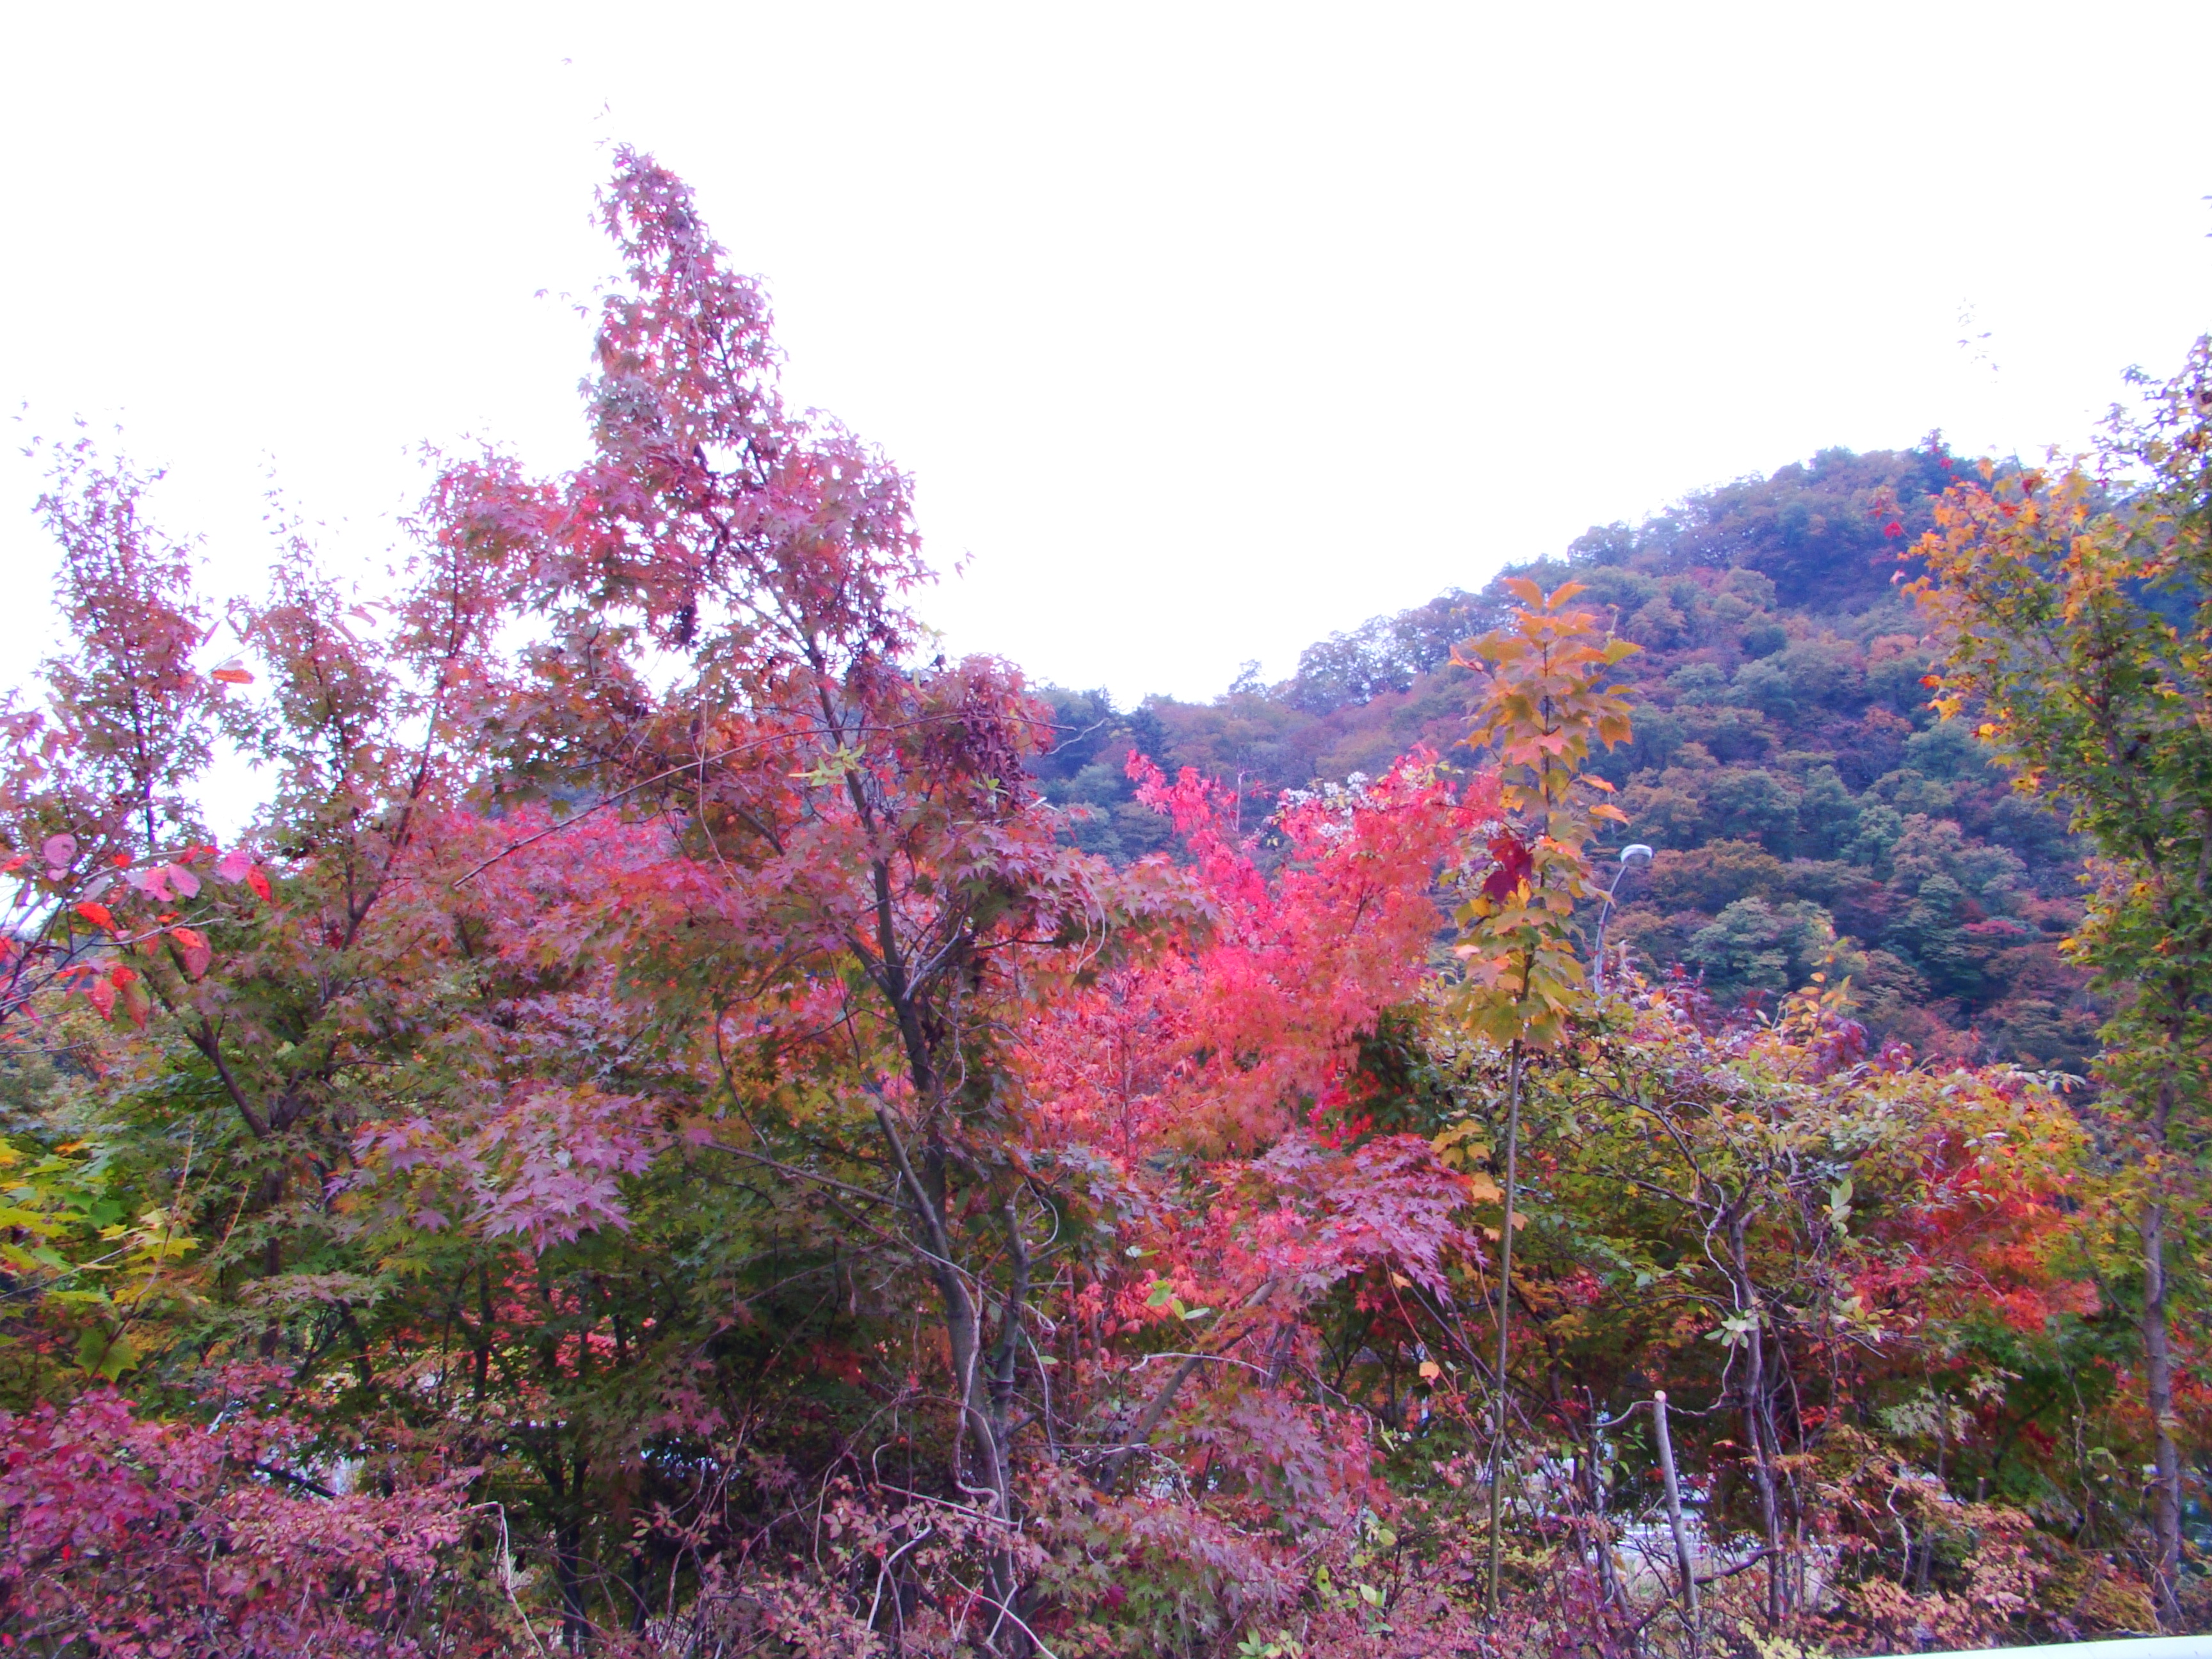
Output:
[0, 155, 2204, 1659]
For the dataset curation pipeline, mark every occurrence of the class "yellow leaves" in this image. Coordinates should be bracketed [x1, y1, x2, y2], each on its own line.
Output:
[1452, 577, 1635, 1048]
[1432, 1120, 1491, 1164]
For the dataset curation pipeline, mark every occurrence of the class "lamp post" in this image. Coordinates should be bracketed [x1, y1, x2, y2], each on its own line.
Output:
[1591, 844, 1652, 998]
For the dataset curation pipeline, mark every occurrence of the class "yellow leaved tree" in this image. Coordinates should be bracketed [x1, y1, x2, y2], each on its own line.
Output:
[1447, 575, 1637, 1611]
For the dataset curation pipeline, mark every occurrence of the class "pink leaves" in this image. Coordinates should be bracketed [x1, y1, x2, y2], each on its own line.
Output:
[469, 1086, 661, 1251]
[41, 834, 76, 878]
[122, 862, 199, 901]
[211, 846, 270, 900]
[352, 1086, 661, 1253]
[1229, 1133, 1478, 1305]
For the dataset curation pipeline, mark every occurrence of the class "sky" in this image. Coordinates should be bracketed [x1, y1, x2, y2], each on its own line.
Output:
[3, 2, 2209, 707]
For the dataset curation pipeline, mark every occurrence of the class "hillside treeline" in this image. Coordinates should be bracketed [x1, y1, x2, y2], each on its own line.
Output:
[1036, 444, 2097, 1071]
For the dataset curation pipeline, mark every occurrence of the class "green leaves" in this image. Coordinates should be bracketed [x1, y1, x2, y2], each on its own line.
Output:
[75, 1325, 140, 1381]
[1143, 1278, 1210, 1320]
[1826, 1175, 1854, 1235]
[0, 1139, 196, 1380]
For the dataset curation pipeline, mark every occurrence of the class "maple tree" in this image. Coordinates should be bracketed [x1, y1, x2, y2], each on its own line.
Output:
[0, 154, 2201, 1656]
[1442, 575, 1634, 1610]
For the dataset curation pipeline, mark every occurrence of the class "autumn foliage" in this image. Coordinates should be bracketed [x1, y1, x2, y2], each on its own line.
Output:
[0, 153, 2201, 1656]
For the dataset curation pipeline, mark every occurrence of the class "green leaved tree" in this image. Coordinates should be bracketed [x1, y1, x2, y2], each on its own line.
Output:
[1915, 341, 2212, 1622]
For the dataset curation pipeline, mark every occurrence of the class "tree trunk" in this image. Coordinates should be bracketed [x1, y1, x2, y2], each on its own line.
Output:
[1729, 1215, 1785, 1624]
[1486, 1041, 1523, 1617]
[555, 1512, 589, 1654]
[2143, 1183, 2181, 1625]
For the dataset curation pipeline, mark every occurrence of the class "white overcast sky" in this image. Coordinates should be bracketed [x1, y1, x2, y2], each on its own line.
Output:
[3, 2, 2209, 705]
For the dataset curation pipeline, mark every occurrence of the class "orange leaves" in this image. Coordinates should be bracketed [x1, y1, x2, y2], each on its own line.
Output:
[1452, 579, 1635, 1048]
[1500, 574, 1571, 608]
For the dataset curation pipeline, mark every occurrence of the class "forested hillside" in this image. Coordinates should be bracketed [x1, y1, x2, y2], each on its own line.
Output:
[1036, 444, 2097, 1071]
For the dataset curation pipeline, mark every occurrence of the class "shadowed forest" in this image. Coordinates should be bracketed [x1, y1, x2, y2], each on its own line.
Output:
[1, 156, 2206, 1658]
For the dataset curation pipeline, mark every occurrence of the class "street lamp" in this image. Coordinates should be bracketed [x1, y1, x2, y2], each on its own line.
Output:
[1591, 844, 1653, 998]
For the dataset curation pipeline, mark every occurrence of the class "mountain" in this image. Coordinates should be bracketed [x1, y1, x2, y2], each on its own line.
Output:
[1030, 440, 2100, 1071]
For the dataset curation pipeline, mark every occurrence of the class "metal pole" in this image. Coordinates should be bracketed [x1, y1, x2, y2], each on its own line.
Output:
[1653, 1390, 1699, 1647]
[1591, 844, 1651, 998]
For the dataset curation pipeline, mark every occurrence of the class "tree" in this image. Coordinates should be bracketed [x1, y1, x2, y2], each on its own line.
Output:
[1445, 575, 1635, 1610]
[1914, 339, 2212, 1621]
[0, 148, 2187, 1657]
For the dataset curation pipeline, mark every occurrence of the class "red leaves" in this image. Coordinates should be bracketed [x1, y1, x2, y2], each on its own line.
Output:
[70, 964, 145, 1026]
[112, 966, 145, 1028]
[0, 1390, 472, 1654]
[1882, 520, 1903, 538]
[168, 926, 211, 979]
[71, 902, 115, 933]
[1093, 749, 1484, 1151]
[1480, 830, 1533, 902]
